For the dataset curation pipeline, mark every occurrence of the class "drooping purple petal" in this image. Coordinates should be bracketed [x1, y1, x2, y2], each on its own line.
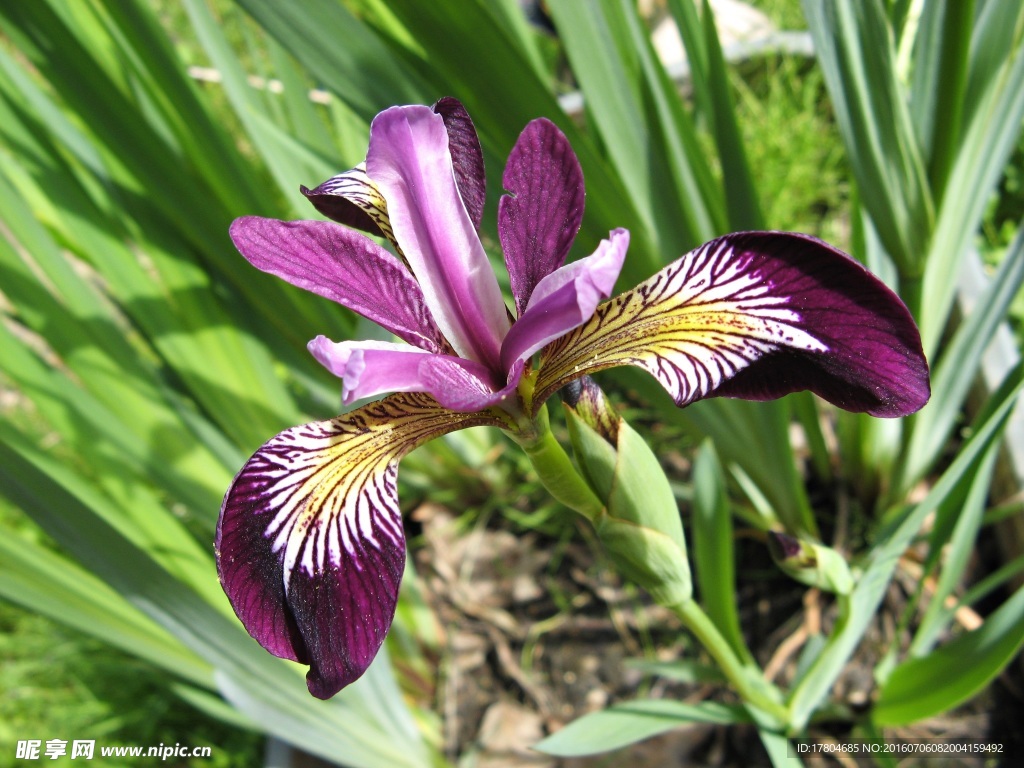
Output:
[216, 393, 504, 698]
[367, 106, 510, 369]
[432, 97, 486, 231]
[499, 118, 586, 315]
[299, 164, 396, 247]
[308, 336, 513, 412]
[536, 232, 930, 417]
[500, 229, 628, 373]
[230, 217, 449, 354]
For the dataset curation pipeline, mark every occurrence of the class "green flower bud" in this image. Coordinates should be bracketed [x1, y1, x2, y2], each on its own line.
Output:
[563, 378, 691, 606]
[767, 531, 854, 595]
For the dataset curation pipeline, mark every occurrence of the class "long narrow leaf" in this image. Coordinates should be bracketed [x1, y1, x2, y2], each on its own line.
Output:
[873, 583, 1024, 726]
[803, 0, 933, 277]
[898, 229, 1024, 495]
[692, 440, 753, 664]
[787, 362, 1024, 730]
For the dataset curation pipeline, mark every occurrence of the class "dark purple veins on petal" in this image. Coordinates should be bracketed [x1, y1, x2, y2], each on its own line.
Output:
[230, 216, 449, 354]
[216, 393, 505, 699]
[432, 97, 487, 231]
[499, 118, 586, 315]
[216, 418, 407, 698]
[708, 232, 930, 417]
[300, 177, 384, 238]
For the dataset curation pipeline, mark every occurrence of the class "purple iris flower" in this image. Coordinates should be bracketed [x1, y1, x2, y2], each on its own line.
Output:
[217, 98, 929, 699]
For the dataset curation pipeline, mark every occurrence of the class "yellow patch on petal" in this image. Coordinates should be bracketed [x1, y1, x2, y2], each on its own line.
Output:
[316, 164, 403, 255]
[536, 238, 826, 406]
[241, 392, 501, 586]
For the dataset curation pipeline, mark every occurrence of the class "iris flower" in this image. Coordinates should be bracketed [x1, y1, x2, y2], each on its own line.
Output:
[218, 98, 928, 699]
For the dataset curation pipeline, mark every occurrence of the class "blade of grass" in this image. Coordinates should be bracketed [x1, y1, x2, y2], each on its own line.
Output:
[803, 0, 933, 279]
[548, 0, 720, 256]
[873, 582, 1024, 726]
[692, 440, 754, 664]
[906, 440, 999, 657]
[0, 533, 213, 689]
[668, 0, 763, 231]
[535, 699, 749, 757]
[897, 227, 1024, 495]
[918, 34, 1024, 356]
[908, 0, 975, 200]
[787, 362, 1024, 730]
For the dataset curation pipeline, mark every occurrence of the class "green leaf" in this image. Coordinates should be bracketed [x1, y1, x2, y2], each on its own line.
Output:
[237, 0, 424, 118]
[548, 0, 720, 256]
[691, 440, 753, 664]
[669, 0, 763, 230]
[898, 229, 1024, 495]
[803, 0, 934, 276]
[874, 583, 1024, 726]
[787, 362, 1024, 731]
[0, 533, 212, 689]
[0, 438, 431, 768]
[918, 30, 1024, 356]
[908, 0, 975, 199]
[535, 699, 749, 757]
[906, 439, 999, 657]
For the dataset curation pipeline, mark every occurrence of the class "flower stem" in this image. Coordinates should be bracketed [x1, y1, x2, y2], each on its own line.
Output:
[670, 598, 790, 729]
[509, 406, 605, 521]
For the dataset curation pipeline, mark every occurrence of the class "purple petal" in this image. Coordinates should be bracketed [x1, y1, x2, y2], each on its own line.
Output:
[432, 97, 486, 231]
[367, 106, 509, 369]
[499, 118, 586, 314]
[308, 336, 513, 412]
[299, 164, 397, 247]
[419, 356, 525, 413]
[217, 393, 504, 698]
[230, 217, 448, 354]
[536, 232, 930, 417]
[499, 229, 628, 373]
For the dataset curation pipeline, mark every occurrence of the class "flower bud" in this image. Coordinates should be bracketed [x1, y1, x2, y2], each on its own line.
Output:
[563, 379, 692, 606]
[767, 531, 854, 595]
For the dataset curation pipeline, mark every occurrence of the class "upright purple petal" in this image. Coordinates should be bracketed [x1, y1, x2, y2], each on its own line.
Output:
[500, 229, 628, 373]
[308, 336, 513, 413]
[499, 118, 586, 314]
[217, 393, 504, 698]
[367, 106, 510, 369]
[432, 97, 486, 231]
[536, 232, 929, 417]
[230, 217, 449, 354]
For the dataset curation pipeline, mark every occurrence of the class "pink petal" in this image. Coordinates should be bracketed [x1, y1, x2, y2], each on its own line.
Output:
[367, 106, 510, 369]
[500, 229, 628, 373]
[309, 337, 515, 413]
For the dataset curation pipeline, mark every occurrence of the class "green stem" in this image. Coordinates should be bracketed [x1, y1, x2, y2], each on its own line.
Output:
[510, 406, 605, 520]
[671, 598, 790, 728]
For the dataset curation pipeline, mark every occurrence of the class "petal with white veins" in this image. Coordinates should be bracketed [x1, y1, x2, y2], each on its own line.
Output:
[536, 232, 929, 417]
[216, 393, 505, 698]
